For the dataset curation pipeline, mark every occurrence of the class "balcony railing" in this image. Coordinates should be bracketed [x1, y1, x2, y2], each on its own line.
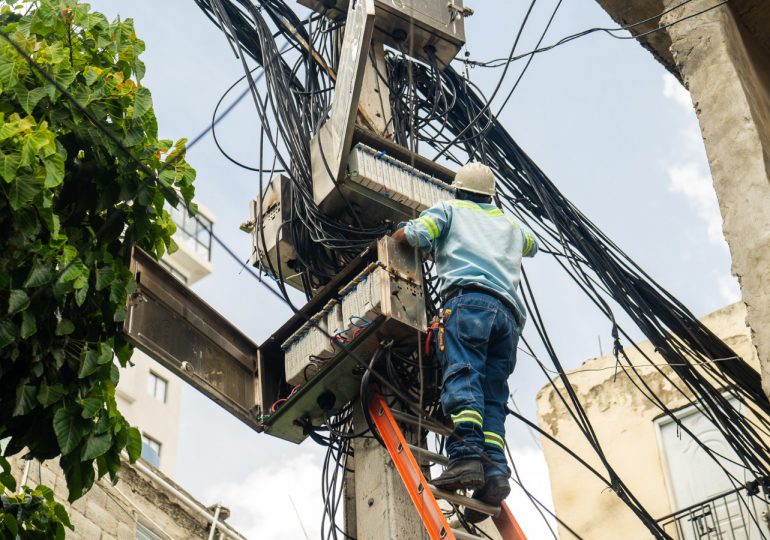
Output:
[168, 204, 213, 262]
[657, 484, 770, 540]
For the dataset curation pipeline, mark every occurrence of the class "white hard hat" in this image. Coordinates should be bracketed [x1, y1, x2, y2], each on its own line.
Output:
[454, 162, 496, 197]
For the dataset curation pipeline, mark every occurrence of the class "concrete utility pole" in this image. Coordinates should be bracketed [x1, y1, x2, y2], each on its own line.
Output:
[342, 39, 426, 536]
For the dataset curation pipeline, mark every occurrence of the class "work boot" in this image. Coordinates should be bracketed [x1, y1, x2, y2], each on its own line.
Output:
[432, 459, 484, 491]
[464, 476, 511, 523]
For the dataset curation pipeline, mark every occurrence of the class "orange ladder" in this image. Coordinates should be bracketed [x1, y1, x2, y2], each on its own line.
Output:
[368, 389, 528, 540]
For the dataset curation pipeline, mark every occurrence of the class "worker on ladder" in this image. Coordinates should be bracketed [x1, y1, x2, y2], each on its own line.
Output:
[392, 162, 539, 522]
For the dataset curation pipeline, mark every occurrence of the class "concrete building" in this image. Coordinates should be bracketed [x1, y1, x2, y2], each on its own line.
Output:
[7, 456, 244, 540]
[116, 204, 215, 476]
[592, 0, 770, 398]
[536, 302, 770, 539]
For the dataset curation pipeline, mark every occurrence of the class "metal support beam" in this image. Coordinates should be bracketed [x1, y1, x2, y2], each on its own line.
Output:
[360, 41, 393, 139]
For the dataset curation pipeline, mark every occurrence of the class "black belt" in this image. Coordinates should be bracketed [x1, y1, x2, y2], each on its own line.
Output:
[441, 285, 521, 326]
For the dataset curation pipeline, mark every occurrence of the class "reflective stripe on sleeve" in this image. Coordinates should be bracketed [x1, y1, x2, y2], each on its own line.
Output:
[522, 233, 534, 256]
[418, 216, 439, 239]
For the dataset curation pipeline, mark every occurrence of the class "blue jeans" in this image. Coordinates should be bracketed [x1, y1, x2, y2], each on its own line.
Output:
[438, 291, 519, 479]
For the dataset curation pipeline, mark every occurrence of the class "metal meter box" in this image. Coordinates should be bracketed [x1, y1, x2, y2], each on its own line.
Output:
[314, 141, 455, 227]
[249, 174, 305, 292]
[297, 0, 467, 68]
[264, 236, 427, 443]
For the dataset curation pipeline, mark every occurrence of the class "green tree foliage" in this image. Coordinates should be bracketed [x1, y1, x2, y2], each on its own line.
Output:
[0, 0, 196, 534]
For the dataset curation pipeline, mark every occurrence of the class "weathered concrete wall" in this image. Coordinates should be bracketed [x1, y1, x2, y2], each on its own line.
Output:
[658, 1, 770, 399]
[595, 0, 770, 399]
[7, 456, 222, 539]
[536, 302, 761, 539]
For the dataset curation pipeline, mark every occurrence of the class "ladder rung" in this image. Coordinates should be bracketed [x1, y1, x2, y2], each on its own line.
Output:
[391, 410, 453, 436]
[407, 444, 449, 465]
[429, 484, 501, 518]
[452, 528, 483, 540]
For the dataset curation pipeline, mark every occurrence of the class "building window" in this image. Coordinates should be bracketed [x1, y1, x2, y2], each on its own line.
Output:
[135, 521, 163, 540]
[147, 372, 168, 403]
[141, 434, 161, 468]
[168, 204, 213, 261]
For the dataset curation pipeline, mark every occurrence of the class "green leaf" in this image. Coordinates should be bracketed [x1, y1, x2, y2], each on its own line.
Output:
[97, 343, 113, 365]
[126, 427, 142, 462]
[15, 84, 47, 115]
[132, 87, 152, 118]
[36, 484, 54, 501]
[80, 398, 102, 419]
[75, 281, 88, 306]
[0, 55, 21, 87]
[81, 431, 111, 461]
[20, 310, 36, 338]
[43, 151, 65, 187]
[83, 66, 100, 85]
[78, 349, 99, 378]
[0, 470, 17, 492]
[53, 406, 87, 454]
[8, 289, 30, 314]
[55, 318, 74, 336]
[54, 502, 73, 529]
[109, 362, 120, 385]
[38, 382, 67, 406]
[13, 383, 37, 416]
[95, 265, 114, 291]
[0, 150, 20, 182]
[3, 512, 18, 537]
[8, 171, 43, 210]
[24, 262, 53, 288]
[0, 319, 17, 348]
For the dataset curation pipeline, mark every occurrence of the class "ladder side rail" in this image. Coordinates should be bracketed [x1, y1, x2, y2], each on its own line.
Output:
[493, 501, 528, 540]
[368, 389, 456, 540]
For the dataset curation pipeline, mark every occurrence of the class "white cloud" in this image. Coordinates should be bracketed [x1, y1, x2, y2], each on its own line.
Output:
[206, 453, 325, 540]
[207, 445, 557, 540]
[666, 162, 726, 246]
[505, 446, 558, 538]
[717, 273, 741, 304]
[662, 73, 692, 110]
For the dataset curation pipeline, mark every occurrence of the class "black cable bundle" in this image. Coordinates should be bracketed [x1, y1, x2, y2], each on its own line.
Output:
[197, 0, 389, 298]
[194, 1, 770, 538]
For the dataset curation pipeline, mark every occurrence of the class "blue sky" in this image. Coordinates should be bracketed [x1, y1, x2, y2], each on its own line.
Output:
[90, 1, 738, 537]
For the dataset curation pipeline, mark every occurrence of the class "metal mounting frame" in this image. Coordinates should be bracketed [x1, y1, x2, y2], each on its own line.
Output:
[123, 246, 263, 430]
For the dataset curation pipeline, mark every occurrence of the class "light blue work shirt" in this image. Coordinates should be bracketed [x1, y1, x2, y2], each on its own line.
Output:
[402, 199, 538, 331]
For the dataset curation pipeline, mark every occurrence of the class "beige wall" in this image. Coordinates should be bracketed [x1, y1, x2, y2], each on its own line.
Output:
[536, 303, 762, 539]
[7, 455, 237, 540]
[117, 351, 182, 477]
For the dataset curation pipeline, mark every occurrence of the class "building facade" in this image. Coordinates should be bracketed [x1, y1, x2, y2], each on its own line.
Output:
[7, 456, 244, 540]
[536, 303, 770, 539]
